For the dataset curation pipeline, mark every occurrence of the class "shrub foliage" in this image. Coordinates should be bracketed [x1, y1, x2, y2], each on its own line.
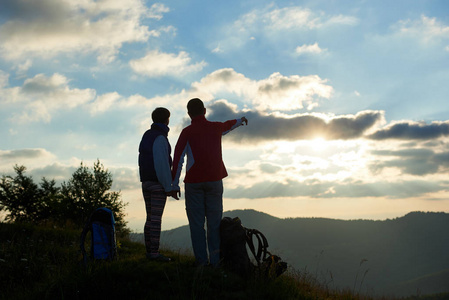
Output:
[0, 160, 128, 231]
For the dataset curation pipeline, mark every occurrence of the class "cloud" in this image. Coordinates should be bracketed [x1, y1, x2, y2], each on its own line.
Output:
[225, 178, 444, 199]
[396, 15, 449, 47]
[369, 148, 449, 176]
[191, 68, 254, 99]
[295, 43, 326, 55]
[1, 73, 96, 123]
[89, 92, 122, 115]
[0, 149, 57, 173]
[110, 167, 140, 191]
[14, 59, 32, 78]
[130, 50, 207, 78]
[216, 5, 358, 51]
[0, 0, 167, 62]
[368, 121, 449, 140]
[147, 3, 170, 20]
[191, 68, 333, 112]
[0, 149, 48, 160]
[242, 6, 358, 32]
[30, 163, 77, 183]
[0, 70, 10, 88]
[1, 66, 333, 125]
[206, 100, 384, 142]
[256, 72, 332, 111]
[0, 68, 192, 124]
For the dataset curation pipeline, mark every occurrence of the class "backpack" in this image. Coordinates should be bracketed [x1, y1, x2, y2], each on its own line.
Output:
[80, 207, 117, 264]
[246, 228, 288, 279]
[219, 217, 252, 277]
[220, 217, 287, 279]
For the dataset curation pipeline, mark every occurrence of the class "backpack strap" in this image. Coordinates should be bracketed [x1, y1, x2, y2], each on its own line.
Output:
[80, 219, 92, 266]
[246, 229, 270, 266]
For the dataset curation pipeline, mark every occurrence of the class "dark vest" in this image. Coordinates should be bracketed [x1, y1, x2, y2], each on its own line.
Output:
[138, 123, 172, 182]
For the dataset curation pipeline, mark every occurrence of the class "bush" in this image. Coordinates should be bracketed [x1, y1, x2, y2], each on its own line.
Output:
[0, 160, 128, 232]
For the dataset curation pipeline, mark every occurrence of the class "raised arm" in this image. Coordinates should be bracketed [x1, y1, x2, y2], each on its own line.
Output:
[222, 116, 248, 135]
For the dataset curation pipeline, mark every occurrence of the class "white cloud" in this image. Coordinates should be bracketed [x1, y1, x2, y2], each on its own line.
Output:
[1, 73, 96, 123]
[212, 45, 222, 53]
[14, 59, 33, 78]
[191, 68, 333, 111]
[191, 68, 255, 100]
[263, 7, 318, 30]
[395, 15, 449, 46]
[255, 72, 333, 111]
[129, 50, 207, 78]
[0, 70, 9, 88]
[325, 14, 359, 27]
[238, 6, 357, 32]
[295, 42, 326, 55]
[0, 0, 166, 63]
[89, 92, 122, 115]
[147, 3, 170, 20]
[216, 5, 358, 52]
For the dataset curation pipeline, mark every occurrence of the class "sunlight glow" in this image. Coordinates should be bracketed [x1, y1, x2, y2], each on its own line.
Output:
[309, 137, 328, 152]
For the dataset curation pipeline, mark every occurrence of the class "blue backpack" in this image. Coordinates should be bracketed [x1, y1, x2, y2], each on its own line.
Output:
[80, 207, 117, 263]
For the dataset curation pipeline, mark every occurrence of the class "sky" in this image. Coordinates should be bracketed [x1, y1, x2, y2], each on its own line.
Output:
[1, 0, 449, 232]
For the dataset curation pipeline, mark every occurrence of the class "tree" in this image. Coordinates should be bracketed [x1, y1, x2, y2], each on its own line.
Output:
[60, 160, 128, 231]
[0, 165, 49, 223]
[0, 160, 128, 233]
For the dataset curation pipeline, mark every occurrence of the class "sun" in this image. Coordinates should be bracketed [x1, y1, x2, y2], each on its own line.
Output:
[310, 137, 328, 152]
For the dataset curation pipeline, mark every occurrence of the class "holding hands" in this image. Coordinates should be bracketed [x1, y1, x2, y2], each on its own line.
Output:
[166, 190, 181, 200]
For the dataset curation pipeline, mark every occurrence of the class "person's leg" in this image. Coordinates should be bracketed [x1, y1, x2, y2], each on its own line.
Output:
[142, 181, 167, 257]
[185, 182, 208, 265]
[204, 180, 223, 267]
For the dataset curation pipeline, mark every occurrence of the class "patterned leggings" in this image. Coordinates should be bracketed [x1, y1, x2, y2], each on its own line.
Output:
[142, 181, 167, 256]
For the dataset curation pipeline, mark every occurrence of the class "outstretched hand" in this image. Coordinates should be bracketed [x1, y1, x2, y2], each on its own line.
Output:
[241, 116, 248, 125]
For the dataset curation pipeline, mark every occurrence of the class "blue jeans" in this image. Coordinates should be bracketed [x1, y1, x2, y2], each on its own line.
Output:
[185, 180, 223, 266]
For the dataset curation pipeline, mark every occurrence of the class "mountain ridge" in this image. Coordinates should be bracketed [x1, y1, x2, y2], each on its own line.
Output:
[131, 209, 449, 297]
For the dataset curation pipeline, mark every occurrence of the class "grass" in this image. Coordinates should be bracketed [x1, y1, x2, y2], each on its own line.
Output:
[0, 222, 444, 300]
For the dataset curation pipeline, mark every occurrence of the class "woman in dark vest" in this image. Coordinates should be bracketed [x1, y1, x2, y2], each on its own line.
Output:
[139, 107, 179, 262]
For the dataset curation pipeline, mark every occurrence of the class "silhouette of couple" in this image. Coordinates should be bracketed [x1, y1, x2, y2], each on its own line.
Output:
[138, 98, 248, 265]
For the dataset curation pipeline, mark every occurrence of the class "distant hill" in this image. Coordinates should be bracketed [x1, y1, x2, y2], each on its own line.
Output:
[131, 209, 449, 298]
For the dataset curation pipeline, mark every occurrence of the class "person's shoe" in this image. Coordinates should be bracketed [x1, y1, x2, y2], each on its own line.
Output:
[147, 253, 172, 262]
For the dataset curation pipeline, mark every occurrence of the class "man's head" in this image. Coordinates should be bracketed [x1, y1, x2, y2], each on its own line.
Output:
[187, 98, 206, 119]
[152, 107, 170, 125]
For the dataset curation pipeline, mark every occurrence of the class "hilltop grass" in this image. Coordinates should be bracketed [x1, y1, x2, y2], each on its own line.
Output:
[0, 222, 422, 300]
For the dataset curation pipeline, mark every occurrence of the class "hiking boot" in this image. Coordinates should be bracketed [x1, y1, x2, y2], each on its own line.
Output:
[147, 253, 172, 262]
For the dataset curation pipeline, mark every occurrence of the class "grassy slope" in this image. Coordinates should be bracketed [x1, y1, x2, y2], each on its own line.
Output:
[1, 222, 446, 300]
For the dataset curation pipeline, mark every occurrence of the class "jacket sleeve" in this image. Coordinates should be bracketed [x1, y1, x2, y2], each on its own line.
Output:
[171, 130, 188, 190]
[153, 135, 172, 192]
[222, 118, 243, 135]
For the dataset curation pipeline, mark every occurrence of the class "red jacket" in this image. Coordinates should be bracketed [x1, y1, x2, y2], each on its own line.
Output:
[172, 115, 241, 186]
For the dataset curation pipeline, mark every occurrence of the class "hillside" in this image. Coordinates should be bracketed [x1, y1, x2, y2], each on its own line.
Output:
[151, 210, 449, 298]
[1, 222, 399, 300]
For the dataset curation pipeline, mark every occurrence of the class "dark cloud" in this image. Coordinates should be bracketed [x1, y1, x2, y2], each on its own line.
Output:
[224, 178, 445, 199]
[0, 149, 47, 159]
[370, 149, 449, 176]
[368, 121, 449, 140]
[0, 0, 67, 21]
[204, 100, 383, 142]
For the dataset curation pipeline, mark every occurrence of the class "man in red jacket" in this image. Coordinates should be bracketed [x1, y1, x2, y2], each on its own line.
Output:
[172, 98, 248, 267]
